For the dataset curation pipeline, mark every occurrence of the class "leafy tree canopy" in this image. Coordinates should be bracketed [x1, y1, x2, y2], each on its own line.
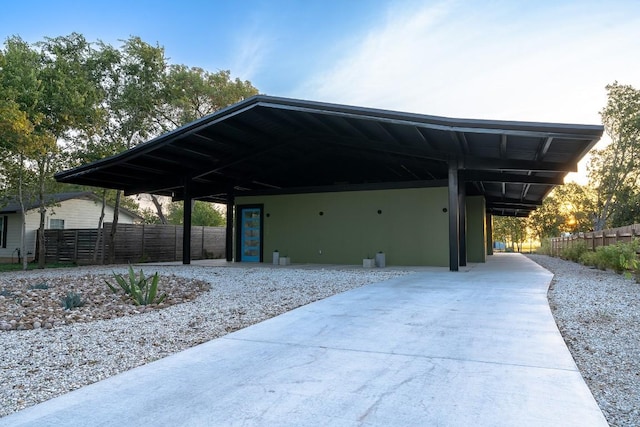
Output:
[589, 82, 640, 230]
[167, 201, 225, 227]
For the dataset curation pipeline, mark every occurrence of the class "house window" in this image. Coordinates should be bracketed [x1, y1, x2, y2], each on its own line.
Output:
[49, 218, 65, 230]
[0, 216, 6, 248]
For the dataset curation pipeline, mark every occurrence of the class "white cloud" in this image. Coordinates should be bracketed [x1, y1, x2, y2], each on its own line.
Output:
[229, 24, 272, 82]
[296, 1, 640, 126]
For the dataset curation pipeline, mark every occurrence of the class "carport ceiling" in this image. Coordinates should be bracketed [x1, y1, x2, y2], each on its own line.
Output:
[55, 95, 603, 217]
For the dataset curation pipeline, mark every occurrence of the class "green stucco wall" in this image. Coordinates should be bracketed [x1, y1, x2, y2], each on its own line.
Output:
[466, 196, 486, 263]
[237, 187, 456, 266]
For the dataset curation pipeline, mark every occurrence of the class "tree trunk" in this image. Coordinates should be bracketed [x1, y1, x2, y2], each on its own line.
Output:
[108, 190, 121, 264]
[150, 194, 167, 224]
[18, 155, 28, 271]
[36, 155, 50, 269]
[93, 189, 107, 263]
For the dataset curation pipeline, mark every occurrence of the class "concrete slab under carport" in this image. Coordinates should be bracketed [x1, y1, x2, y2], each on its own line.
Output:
[0, 253, 608, 427]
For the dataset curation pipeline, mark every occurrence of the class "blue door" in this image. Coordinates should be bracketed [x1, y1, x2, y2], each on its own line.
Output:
[239, 207, 262, 262]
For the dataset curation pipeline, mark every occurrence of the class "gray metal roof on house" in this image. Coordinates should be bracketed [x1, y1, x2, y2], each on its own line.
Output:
[0, 192, 96, 213]
[55, 95, 604, 216]
[0, 191, 142, 219]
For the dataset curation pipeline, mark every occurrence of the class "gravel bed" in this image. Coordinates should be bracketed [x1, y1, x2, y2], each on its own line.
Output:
[0, 264, 410, 417]
[528, 254, 640, 427]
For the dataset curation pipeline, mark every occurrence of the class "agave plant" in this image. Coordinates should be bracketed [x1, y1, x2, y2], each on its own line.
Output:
[62, 292, 85, 310]
[105, 264, 167, 306]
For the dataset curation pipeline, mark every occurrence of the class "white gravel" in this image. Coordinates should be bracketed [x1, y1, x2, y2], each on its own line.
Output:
[3, 257, 638, 425]
[528, 254, 640, 427]
[0, 265, 410, 417]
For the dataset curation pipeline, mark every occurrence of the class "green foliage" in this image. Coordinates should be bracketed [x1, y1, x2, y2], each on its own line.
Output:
[139, 207, 162, 224]
[167, 201, 225, 226]
[157, 66, 258, 131]
[105, 264, 167, 306]
[589, 82, 640, 231]
[528, 183, 596, 240]
[29, 282, 49, 290]
[608, 185, 640, 228]
[560, 241, 588, 263]
[537, 238, 552, 255]
[493, 216, 528, 252]
[573, 240, 640, 278]
[578, 250, 599, 267]
[62, 292, 85, 310]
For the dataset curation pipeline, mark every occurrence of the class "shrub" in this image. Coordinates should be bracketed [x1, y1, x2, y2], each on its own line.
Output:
[105, 264, 167, 306]
[537, 238, 552, 255]
[62, 292, 85, 310]
[579, 250, 598, 267]
[29, 282, 49, 290]
[578, 239, 640, 276]
[560, 241, 588, 263]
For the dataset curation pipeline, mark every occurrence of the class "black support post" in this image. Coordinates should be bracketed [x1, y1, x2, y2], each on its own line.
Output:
[458, 171, 467, 267]
[486, 212, 494, 255]
[448, 159, 459, 272]
[182, 177, 192, 265]
[225, 195, 234, 262]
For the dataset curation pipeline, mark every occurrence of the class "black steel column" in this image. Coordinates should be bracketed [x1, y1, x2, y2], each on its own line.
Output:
[458, 171, 467, 267]
[225, 194, 234, 262]
[182, 177, 192, 265]
[486, 212, 494, 255]
[448, 159, 459, 272]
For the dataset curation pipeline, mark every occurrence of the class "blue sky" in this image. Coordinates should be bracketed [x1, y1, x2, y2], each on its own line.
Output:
[2, 0, 639, 166]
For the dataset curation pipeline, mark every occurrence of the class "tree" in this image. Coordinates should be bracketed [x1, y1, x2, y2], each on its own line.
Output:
[167, 201, 225, 226]
[144, 66, 258, 222]
[493, 216, 528, 252]
[1, 34, 103, 268]
[589, 82, 640, 230]
[608, 184, 640, 227]
[86, 37, 167, 263]
[527, 182, 596, 240]
[156, 66, 258, 132]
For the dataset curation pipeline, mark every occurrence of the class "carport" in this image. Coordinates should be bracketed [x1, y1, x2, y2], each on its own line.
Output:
[54, 96, 603, 270]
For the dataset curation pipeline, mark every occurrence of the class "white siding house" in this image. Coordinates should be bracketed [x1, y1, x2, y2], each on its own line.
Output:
[0, 192, 141, 263]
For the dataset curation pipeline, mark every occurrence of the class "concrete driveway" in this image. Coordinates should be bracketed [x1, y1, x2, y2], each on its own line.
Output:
[0, 253, 608, 426]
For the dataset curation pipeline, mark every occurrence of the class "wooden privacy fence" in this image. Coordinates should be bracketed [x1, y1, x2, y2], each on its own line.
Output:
[42, 223, 226, 264]
[550, 223, 640, 256]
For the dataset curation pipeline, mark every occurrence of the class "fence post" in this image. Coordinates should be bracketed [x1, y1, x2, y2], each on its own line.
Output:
[101, 224, 106, 265]
[74, 230, 79, 263]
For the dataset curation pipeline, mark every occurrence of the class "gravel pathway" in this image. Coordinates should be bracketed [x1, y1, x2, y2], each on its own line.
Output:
[528, 254, 640, 427]
[0, 264, 409, 417]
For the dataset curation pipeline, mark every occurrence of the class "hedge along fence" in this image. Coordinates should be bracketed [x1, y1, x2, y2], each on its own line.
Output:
[549, 223, 640, 257]
[42, 223, 225, 265]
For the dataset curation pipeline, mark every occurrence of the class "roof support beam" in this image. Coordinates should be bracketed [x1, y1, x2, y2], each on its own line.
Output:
[465, 156, 577, 172]
[413, 126, 438, 151]
[485, 197, 542, 207]
[535, 137, 553, 160]
[488, 202, 539, 211]
[464, 171, 564, 185]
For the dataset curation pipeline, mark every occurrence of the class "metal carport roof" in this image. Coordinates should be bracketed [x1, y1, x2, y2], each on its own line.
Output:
[55, 95, 603, 218]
